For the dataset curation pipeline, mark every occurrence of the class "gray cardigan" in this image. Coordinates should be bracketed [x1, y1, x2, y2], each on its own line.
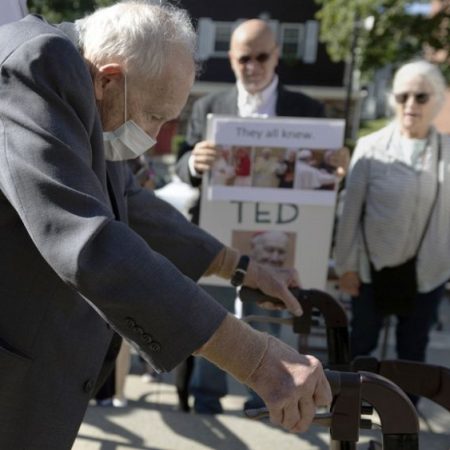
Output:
[335, 123, 450, 293]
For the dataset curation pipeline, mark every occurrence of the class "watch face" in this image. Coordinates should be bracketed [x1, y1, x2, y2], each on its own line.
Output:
[231, 270, 245, 287]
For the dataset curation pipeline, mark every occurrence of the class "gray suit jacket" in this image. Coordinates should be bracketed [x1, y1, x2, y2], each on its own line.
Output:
[0, 15, 227, 449]
[176, 85, 325, 223]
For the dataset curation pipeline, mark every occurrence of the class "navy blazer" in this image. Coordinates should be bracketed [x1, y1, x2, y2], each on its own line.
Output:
[0, 15, 227, 449]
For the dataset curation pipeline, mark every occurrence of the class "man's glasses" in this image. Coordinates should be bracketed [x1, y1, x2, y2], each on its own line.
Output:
[236, 47, 276, 65]
[394, 92, 431, 105]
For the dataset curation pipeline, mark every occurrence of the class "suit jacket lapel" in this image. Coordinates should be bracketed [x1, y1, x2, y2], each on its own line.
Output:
[275, 84, 290, 116]
[223, 87, 238, 115]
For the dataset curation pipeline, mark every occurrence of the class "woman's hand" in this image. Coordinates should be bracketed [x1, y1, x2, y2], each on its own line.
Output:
[339, 271, 360, 296]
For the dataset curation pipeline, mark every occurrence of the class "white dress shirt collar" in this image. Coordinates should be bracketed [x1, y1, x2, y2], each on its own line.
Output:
[236, 75, 279, 118]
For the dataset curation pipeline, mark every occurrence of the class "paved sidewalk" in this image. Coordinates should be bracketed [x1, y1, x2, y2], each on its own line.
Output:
[73, 297, 450, 450]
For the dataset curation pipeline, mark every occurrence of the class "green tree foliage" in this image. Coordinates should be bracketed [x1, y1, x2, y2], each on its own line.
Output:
[28, 0, 115, 23]
[315, 0, 450, 80]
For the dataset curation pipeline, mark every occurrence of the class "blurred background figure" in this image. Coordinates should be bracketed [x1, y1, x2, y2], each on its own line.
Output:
[174, 17, 325, 415]
[176, 18, 325, 221]
[335, 60, 450, 405]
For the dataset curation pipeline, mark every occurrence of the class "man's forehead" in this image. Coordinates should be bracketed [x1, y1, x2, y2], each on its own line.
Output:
[254, 232, 288, 247]
[231, 33, 276, 54]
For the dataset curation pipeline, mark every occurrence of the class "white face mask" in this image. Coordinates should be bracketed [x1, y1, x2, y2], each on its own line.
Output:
[103, 75, 156, 161]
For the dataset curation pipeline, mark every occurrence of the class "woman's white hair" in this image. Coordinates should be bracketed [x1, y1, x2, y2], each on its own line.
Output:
[389, 59, 447, 115]
[76, 0, 197, 78]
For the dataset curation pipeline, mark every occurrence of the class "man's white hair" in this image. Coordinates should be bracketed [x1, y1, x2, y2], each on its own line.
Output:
[389, 59, 447, 116]
[76, 0, 197, 78]
[251, 230, 289, 248]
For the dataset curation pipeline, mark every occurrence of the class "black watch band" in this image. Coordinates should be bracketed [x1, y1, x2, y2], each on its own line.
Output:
[230, 255, 250, 287]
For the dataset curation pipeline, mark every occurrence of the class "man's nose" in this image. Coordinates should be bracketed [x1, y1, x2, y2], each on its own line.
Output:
[244, 60, 259, 72]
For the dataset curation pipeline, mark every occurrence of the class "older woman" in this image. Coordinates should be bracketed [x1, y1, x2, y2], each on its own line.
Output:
[335, 60, 449, 370]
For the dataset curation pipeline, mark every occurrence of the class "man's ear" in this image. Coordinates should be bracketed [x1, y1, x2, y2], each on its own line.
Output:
[93, 63, 124, 101]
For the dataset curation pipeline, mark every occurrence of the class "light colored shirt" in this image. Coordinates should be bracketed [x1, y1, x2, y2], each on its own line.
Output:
[189, 76, 279, 178]
[335, 123, 450, 293]
[236, 75, 278, 118]
[0, 0, 28, 26]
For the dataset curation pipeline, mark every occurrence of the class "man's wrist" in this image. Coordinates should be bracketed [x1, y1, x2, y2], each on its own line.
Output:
[204, 247, 240, 279]
[195, 313, 269, 384]
[230, 254, 250, 287]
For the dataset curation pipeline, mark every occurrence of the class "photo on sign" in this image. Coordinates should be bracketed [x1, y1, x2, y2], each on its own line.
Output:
[252, 147, 285, 188]
[231, 229, 296, 269]
[210, 146, 253, 187]
[210, 146, 339, 191]
[293, 148, 339, 191]
[205, 115, 345, 205]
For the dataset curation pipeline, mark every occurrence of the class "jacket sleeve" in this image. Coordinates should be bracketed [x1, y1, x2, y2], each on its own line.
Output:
[0, 29, 227, 372]
[124, 165, 223, 281]
[334, 138, 370, 276]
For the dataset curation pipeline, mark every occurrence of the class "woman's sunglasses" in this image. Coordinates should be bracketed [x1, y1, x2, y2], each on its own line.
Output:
[394, 92, 431, 105]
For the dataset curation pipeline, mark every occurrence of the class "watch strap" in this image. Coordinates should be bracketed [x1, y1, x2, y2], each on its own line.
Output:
[230, 255, 250, 287]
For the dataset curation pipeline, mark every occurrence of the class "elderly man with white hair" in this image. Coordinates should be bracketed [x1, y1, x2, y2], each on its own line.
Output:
[250, 230, 290, 267]
[335, 60, 450, 406]
[0, 1, 332, 448]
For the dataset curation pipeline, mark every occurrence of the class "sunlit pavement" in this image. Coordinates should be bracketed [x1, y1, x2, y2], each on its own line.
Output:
[73, 296, 450, 450]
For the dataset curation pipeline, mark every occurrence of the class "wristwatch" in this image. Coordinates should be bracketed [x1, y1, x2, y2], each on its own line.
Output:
[230, 255, 250, 287]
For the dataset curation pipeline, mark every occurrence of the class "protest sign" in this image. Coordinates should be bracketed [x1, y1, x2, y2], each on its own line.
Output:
[199, 115, 345, 289]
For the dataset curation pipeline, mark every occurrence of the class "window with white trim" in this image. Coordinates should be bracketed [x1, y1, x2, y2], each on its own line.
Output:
[197, 18, 318, 63]
[280, 23, 304, 59]
[213, 22, 234, 55]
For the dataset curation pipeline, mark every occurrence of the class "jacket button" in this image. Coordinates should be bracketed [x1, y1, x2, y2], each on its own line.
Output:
[135, 326, 144, 336]
[125, 317, 136, 329]
[83, 379, 95, 394]
[142, 334, 152, 344]
[149, 342, 161, 352]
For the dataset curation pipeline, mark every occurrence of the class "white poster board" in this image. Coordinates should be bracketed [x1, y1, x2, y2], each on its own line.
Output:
[199, 115, 345, 289]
